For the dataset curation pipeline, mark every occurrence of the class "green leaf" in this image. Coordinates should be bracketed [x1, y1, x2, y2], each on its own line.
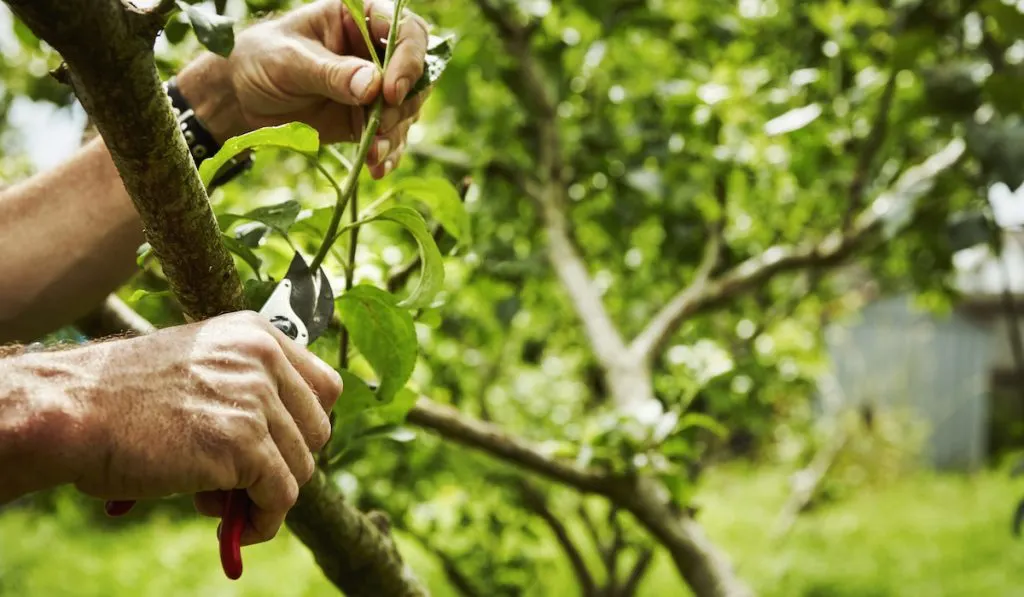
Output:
[219, 200, 302, 232]
[177, 1, 235, 57]
[232, 222, 270, 248]
[409, 35, 456, 97]
[364, 206, 445, 309]
[982, 0, 1024, 39]
[199, 123, 319, 188]
[243, 279, 276, 310]
[335, 285, 417, 404]
[392, 176, 471, 243]
[128, 289, 173, 303]
[336, 369, 383, 418]
[678, 413, 728, 439]
[221, 234, 262, 276]
[891, 28, 934, 71]
[164, 15, 191, 44]
[372, 387, 419, 423]
[342, 0, 382, 69]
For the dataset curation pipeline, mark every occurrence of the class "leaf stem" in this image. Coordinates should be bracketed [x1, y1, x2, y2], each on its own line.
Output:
[340, 186, 360, 370]
[309, 0, 405, 273]
[310, 101, 383, 272]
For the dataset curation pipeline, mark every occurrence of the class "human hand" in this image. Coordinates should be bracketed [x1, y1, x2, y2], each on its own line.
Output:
[57, 311, 341, 545]
[177, 0, 431, 179]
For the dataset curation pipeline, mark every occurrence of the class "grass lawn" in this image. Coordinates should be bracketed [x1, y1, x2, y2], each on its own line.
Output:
[1, 466, 1022, 596]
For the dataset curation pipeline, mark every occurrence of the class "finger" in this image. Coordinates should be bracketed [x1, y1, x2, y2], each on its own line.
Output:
[241, 444, 298, 546]
[379, 90, 427, 133]
[296, 43, 382, 106]
[194, 491, 226, 518]
[271, 354, 333, 455]
[265, 323, 344, 413]
[369, 119, 411, 166]
[264, 377, 320, 482]
[370, 141, 403, 179]
[366, 0, 428, 104]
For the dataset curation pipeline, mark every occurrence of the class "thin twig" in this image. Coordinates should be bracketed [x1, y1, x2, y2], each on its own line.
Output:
[519, 482, 597, 596]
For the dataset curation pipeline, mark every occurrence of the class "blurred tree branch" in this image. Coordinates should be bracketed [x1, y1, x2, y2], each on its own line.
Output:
[628, 138, 966, 364]
[469, 0, 634, 392]
[518, 482, 598, 596]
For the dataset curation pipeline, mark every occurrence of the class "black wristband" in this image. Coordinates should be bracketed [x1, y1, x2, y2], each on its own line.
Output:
[164, 77, 252, 189]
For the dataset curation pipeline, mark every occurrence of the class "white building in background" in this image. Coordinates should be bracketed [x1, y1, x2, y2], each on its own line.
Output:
[824, 189, 1024, 471]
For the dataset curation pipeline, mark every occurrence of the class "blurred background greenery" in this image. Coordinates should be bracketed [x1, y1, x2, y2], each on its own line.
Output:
[4, 0, 1024, 595]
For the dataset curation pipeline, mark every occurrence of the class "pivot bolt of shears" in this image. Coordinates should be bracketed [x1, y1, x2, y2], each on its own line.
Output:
[269, 316, 299, 341]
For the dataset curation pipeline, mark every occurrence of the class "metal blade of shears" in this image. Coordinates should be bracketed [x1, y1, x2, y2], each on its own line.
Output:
[220, 251, 334, 580]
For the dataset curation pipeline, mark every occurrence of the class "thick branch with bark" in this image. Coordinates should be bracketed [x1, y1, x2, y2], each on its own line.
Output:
[6, 0, 243, 319]
[9, 1, 424, 592]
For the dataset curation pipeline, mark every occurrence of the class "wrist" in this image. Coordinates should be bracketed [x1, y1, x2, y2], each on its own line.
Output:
[175, 53, 249, 144]
[0, 350, 91, 502]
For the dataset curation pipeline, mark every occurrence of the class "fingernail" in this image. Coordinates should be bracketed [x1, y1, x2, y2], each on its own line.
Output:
[384, 158, 395, 176]
[350, 66, 377, 102]
[395, 77, 410, 103]
[374, 137, 391, 163]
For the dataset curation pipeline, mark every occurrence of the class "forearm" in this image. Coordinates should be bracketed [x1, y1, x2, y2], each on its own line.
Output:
[0, 57, 239, 344]
[0, 350, 86, 504]
[0, 138, 144, 343]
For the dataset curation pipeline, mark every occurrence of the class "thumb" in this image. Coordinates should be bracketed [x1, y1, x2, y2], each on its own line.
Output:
[297, 44, 382, 106]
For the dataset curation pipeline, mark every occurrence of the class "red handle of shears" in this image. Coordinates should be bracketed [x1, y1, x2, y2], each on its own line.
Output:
[105, 491, 248, 580]
[219, 489, 248, 580]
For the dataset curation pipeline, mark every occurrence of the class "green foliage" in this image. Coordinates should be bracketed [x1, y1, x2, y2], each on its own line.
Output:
[199, 123, 320, 187]
[175, 1, 236, 57]
[4, 0, 1021, 593]
[336, 284, 417, 405]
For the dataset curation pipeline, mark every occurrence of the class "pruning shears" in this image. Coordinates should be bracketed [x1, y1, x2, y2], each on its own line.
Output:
[105, 251, 334, 581]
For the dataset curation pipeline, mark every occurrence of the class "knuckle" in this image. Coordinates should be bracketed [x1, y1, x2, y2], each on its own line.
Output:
[277, 474, 300, 511]
[308, 411, 332, 451]
[297, 452, 316, 486]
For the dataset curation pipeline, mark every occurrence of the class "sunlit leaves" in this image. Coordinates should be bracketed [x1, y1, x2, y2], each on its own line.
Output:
[175, 1, 235, 57]
[199, 123, 320, 188]
[336, 285, 417, 404]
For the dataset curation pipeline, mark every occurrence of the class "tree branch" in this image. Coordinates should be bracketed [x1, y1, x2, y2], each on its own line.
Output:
[628, 138, 966, 363]
[603, 508, 626, 587]
[77, 295, 157, 337]
[844, 72, 897, 227]
[6, 0, 244, 320]
[519, 482, 597, 596]
[400, 529, 482, 597]
[12, 0, 424, 589]
[406, 398, 611, 493]
[629, 232, 721, 364]
[470, 0, 632, 380]
[617, 547, 655, 597]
